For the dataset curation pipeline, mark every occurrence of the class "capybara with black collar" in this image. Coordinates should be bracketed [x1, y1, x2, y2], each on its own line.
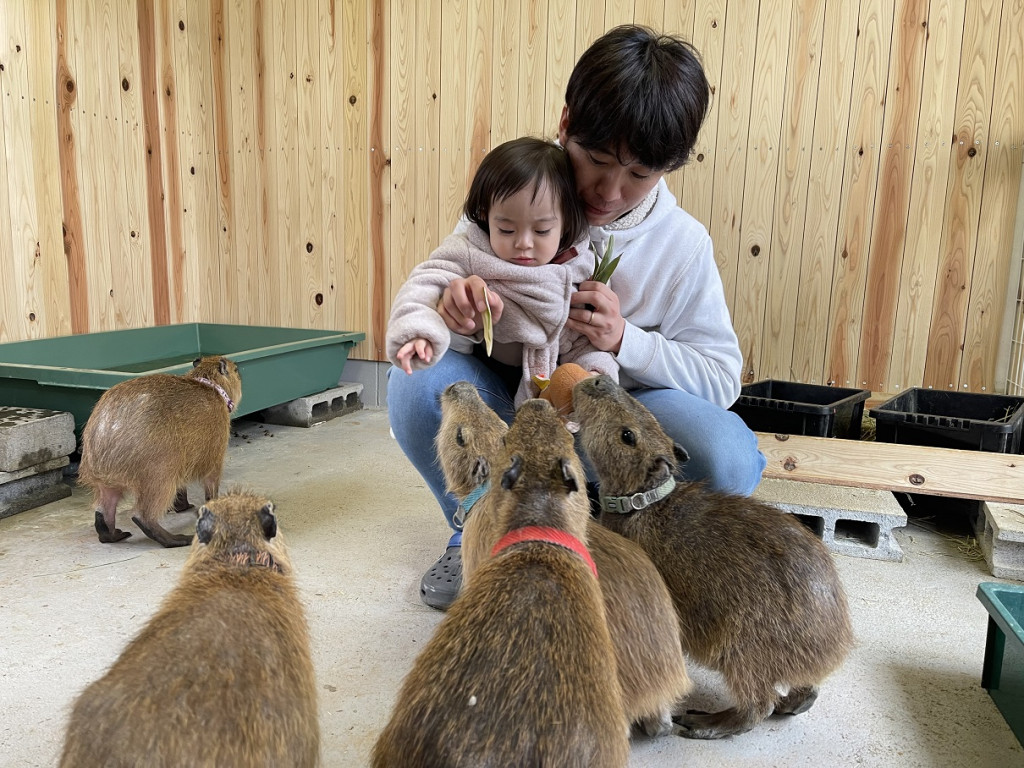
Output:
[373, 398, 628, 767]
[573, 375, 854, 740]
[78, 355, 242, 547]
[59, 491, 319, 767]
[436, 380, 691, 736]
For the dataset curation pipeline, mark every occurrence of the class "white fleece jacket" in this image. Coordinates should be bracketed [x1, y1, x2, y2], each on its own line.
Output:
[593, 178, 742, 408]
[386, 224, 618, 405]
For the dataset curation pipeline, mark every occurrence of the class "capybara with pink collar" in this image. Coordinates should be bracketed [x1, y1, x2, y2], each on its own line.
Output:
[78, 355, 242, 547]
[573, 374, 854, 740]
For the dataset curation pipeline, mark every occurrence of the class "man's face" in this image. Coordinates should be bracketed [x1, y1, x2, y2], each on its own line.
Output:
[559, 108, 663, 227]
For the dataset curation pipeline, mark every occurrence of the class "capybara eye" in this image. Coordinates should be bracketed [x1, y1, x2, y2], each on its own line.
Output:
[456, 427, 466, 447]
[621, 428, 636, 446]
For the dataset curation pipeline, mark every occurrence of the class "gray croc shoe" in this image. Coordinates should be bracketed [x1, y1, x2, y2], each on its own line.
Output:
[420, 533, 462, 610]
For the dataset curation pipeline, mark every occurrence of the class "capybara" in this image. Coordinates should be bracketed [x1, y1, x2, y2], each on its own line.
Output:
[573, 375, 854, 740]
[373, 398, 628, 767]
[78, 355, 242, 547]
[59, 491, 319, 767]
[437, 380, 691, 735]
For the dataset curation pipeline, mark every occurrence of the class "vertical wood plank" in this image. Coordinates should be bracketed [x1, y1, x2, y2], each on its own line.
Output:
[857, 0, 929, 390]
[574, 0, 606, 61]
[604, 0, 633, 29]
[824, 0, 894, 388]
[762, 0, 827, 382]
[923, 0, 1002, 389]
[26, 0, 71, 338]
[518, 0, 548, 136]
[466, 0, 492, 181]
[416, 0, 442, 264]
[961, 0, 1024, 390]
[299, 0, 324, 328]
[440, 0, 468, 231]
[732, 0, 792, 384]
[792, 0, 860, 384]
[543, 0, 574, 136]
[888, 0, 966, 391]
[321, 0, 344, 330]
[210, 0, 236, 323]
[707, 0, 759, 312]
[369, 0, 390, 356]
[251, 0, 275, 326]
[0, 0, 22, 341]
[633, 0, 664, 29]
[492, 0, 521, 146]
[389, 0, 415, 306]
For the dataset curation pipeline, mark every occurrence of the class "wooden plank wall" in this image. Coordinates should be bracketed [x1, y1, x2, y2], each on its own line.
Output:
[0, 0, 1021, 393]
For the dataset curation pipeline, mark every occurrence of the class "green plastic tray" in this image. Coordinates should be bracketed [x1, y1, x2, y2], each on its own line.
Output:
[0, 323, 365, 435]
[978, 581, 1024, 746]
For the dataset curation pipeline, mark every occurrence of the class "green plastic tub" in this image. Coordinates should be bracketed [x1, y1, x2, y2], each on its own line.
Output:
[0, 323, 365, 435]
[978, 582, 1024, 745]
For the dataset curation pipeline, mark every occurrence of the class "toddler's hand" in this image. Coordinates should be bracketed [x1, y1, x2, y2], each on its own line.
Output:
[439, 276, 503, 335]
[396, 338, 433, 374]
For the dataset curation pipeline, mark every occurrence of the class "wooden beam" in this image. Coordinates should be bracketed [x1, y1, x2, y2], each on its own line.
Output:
[757, 432, 1024, 504]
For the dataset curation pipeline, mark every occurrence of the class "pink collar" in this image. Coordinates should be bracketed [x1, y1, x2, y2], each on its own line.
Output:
[194, 377, 235, 413]
[491, 526, 598, 579]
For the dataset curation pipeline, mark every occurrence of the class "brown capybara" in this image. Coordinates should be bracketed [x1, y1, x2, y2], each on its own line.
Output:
[78, 355, 242, 547]
[573, 375, 855, 740]
[437, 380, 691, 736]
[373, 398, 628, 767]
[59, 491, 319, 768]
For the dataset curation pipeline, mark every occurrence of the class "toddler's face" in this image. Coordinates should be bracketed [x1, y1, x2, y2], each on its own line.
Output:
[487, 183, 564, 266]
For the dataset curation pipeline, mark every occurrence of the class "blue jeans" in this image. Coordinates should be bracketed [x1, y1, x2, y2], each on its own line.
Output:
[386, 350, 766, 531]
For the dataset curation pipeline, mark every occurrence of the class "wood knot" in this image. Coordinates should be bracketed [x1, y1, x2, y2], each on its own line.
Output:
[909, 473, 925, 486]
[774, 433, 790, 441]
[783, 457, 797, 471]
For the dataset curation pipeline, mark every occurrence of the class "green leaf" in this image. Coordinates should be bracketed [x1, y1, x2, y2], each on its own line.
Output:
[589, 234, 619, 283]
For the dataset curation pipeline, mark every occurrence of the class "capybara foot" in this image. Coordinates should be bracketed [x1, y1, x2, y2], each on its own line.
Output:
[172, 488, 195, 513]
[95, 511, 132, 543]
[131, 515, 193, 548]
[775, 685, 818, 715]
[674, 705, 764, 739]
[636, 708, 674, 738]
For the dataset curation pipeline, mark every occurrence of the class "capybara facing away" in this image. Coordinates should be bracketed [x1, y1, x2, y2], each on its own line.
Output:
[78, 355, 242, 547]
[59, 490, 319, 768]
[436, 380, 691, 736]
[373, 398, 628, 768]
[573, 375, 854, 740]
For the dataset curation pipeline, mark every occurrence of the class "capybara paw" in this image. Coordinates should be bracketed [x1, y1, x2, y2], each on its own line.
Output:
[172, 489, 195, 514]
[673, 708, 756, 740]
[94, 511, 132, 543]
[636, 709, 675, 738]
[775, 686, 818, 716]
[131, 516, 193, 548]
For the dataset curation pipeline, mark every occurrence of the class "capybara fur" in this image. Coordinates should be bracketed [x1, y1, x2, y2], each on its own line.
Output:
[437, 380, 691, 735]
[573, 375, 855, 740]
[373, 398, 628, 767]
[59, 491, 319, 768]
[78, 355, 242, 547]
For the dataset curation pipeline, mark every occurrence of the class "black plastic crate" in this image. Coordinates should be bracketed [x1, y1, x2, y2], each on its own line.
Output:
[730, 379, 871, 438]
[869, 388, 1024, 454]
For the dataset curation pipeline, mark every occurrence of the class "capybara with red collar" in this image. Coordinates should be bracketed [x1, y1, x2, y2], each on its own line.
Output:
[573, 374, 854, 740]
[373, 398, 628, 767]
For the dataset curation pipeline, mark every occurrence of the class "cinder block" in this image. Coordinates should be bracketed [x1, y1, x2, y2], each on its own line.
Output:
[259, 383, 364, 428]
[0, 407, 76, 472]
[975, 502, 1024, 582]
[0, 456, 70, 485]
[753, 477, 908, 562]
[0, 468, 72, 519]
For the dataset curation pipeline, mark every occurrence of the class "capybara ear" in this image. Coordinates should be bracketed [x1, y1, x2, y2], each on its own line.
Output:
[501, 455, 523, 490]
[673, 443, 690, 465]
[219, 358, 228, 376]
[558, 457, 579, 494]
[472, 456, 489, 485]
[192, 357, 201, 368]
[196, 507, 215, 544]
[259, 503, 277, 539]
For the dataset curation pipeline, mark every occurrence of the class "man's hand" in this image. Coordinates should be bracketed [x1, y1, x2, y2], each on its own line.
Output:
[568, 280, 625, 353]
[395, 338, 434, 374]
[438, 276, 504, 335]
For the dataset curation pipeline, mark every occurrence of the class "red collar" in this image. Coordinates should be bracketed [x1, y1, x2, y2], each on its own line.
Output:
[491, 526, 598, 579]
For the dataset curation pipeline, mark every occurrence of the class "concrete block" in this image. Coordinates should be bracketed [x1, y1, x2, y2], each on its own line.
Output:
[753, 477, 907, 562]
[0, 468, 72, 519]
[0, 456, 70, 485]
[975, 502, 1024, 582]
[0, 407, 76, 472]
[259, 383, 363, 428]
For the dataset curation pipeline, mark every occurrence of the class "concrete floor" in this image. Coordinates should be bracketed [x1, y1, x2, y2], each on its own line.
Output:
[1, 407, 1022, 768]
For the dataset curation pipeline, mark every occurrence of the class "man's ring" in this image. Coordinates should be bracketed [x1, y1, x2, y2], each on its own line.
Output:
[587, 310, 594, 325]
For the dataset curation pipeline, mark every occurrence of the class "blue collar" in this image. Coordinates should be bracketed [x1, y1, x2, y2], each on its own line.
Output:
[453, 481, 490, 530]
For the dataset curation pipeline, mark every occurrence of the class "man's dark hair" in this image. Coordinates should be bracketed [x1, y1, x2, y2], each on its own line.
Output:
[564, 25, 710, 172]
[464, 137, 588, 253]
